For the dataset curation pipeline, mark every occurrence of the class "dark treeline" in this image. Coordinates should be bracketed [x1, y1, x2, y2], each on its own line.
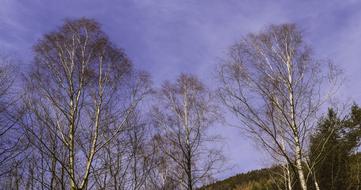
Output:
[0, 18, 360, 190]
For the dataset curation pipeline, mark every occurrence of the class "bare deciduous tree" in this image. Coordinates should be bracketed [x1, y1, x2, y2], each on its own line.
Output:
[153, 74, 223, 190]
[0, 57, 26, 186]
[0, 63, 16, 175]
[92, 110, 156, 190]
[218, 24, 340, 190]
[21, 18, 151, 190]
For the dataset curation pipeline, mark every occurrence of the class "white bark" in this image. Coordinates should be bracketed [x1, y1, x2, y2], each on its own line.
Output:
[218, 24, 340, 190]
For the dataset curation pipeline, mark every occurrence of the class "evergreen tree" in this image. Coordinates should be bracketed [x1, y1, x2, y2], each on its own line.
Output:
[309, 105, 361, 190]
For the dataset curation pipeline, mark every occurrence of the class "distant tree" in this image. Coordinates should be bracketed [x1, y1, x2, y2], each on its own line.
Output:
[146, 136, 180, 190]
[92, 111, 156, 190]
[218, 24, 340, 190]
[22, 18, 151, 190]
[309, 105, 361, 190]
[152, 74, 223, 190]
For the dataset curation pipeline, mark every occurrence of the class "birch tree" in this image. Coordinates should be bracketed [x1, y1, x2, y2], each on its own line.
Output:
[22, 18, 151, 190]
[153, 74, 223, 190]
[218, 24, 339, 190]
[92, 111, 156, 190]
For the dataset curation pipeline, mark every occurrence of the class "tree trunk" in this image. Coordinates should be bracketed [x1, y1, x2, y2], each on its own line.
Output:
[313, 173, 320, 190]
[295, 142, 307, 190]
[187, 152, 193, 190]
[287, 164, 292, 190]
[286, 54, 307, 190]
[69, 99, 77, 190]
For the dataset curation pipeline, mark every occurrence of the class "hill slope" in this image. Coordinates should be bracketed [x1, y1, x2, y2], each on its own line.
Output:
[200, 167, 281, 190]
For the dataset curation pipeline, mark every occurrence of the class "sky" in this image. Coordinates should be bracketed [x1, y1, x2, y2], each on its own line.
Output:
[1, 0, 361, 180]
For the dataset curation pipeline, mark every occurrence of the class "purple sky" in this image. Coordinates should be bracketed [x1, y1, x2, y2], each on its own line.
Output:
[1, 0, 361, 179]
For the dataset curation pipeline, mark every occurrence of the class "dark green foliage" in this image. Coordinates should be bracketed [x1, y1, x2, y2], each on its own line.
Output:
[309, 109, 347, 190]
[309, 105, 361, 190]
[347, 153, 361, 189]
[202, 155, 361, 190]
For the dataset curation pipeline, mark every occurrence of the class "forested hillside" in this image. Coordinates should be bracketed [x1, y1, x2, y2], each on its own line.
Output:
[203, 153, 361, 190]
[201, 167, 280, 190]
